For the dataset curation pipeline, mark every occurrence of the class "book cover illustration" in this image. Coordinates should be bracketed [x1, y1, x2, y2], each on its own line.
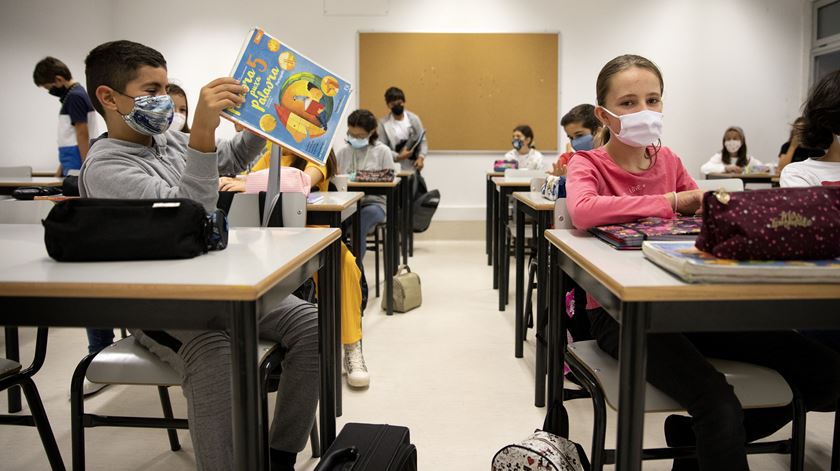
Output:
[591, 217, 702, 249]
[642, 241, 840, 283]
[223, 27, 352, 166]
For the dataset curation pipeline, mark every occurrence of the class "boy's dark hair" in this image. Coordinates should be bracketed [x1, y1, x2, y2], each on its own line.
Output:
[513, 124, 535, 148]
[561, 104, 601, 133]
[85, 40, 167, 115]
[33, 57, 72, 86]
[384, 86, 405, 104]
[796, 70, 840, 150]
[347, 109, 379, 144]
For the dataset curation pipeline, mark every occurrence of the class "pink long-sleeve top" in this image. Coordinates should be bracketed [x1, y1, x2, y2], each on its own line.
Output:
[565, 145, 698, 309]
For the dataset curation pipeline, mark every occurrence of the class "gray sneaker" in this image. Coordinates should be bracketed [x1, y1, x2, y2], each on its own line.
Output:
[343, 340, 370, 388]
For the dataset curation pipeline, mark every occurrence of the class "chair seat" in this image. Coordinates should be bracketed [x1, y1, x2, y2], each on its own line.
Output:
[87, 336, 280, 386]
[568, 340, 793, 413]
[507, 221, 535, 239]
[0, 358, 22, 380]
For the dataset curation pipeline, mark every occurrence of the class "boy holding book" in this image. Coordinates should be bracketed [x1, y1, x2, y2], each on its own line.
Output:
[80, 40, 318, 471]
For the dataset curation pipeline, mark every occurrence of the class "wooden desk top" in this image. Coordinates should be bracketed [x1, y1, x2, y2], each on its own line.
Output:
[513, 191, 555, 211]
[0, 224, 340, 301]
[545, 229, 840, 302]
[32, 171, 57, 177]
[492, 177, 533, 188]
[486, 171, 505, 177]
[397, 170, 415, 177]
[706, 172, 777, 180]
[347, 177, 401, 188]
[306, 191, 363, 212]
[0, 177, 63, 187]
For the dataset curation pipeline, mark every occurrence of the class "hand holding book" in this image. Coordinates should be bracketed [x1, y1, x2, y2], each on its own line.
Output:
[190, 77, 247, 153]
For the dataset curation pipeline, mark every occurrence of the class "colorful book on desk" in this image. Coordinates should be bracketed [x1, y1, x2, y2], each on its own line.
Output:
[222, 27, 352, 167]
[642, 241, 840, 283]
[590, 217, 702, 250]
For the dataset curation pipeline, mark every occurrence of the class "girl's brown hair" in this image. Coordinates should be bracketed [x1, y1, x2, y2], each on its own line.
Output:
[165, 83, 190, 133]
[287, 149, 337, 181]
[795, 70, 840, 151]
[595, 54, 664, 157]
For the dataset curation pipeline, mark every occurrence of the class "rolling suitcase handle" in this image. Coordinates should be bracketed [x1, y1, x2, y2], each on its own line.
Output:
[314, 446, 359, 470]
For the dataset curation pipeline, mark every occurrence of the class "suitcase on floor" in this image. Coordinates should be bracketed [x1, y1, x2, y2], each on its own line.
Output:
[314, 422, 417, 470]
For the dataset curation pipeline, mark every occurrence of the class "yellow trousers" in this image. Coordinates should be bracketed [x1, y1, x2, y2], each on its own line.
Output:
[313, 243, 363, 345]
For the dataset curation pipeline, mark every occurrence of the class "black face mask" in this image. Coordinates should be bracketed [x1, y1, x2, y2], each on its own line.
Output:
[48, 85, 69, 100]
[391, 104, 404, 116]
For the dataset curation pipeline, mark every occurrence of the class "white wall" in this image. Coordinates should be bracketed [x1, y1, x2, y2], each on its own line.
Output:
[0, 0, 810, 219]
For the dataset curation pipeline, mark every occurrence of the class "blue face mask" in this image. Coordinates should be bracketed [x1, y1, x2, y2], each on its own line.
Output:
[117, 92, 174, 136]
[570, 134, 594, 151]
[346, 135, 370, 149]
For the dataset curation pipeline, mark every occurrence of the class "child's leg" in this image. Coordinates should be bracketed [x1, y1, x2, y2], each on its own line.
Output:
[586, 308, 749, 470]
[85, 328, 114, 353]
[358, 204, 386, 260]
[340, 243, 363, 345]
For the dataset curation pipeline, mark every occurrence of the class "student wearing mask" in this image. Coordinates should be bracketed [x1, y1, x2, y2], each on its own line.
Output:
[165, 83, 190, 133]
[552, 104, 602, 176]
[504, 125, 544, 170]
[377, 86, 427, 172]
[700, 126, 762, 175]
[566, 53, 840, 471]
[336, 109, 394, 261]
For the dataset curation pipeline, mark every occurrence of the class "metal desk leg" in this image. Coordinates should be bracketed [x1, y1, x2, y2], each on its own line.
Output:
[514, 201, 525, 358]
[497, 187, 507, 310]
[492, 184, 499, 286]
[401, 178, 410, 265]
[318, 249, 338, 448]
[408, 174, 415, 257]
[486, 176, 492, 263]
[331, 239, 343, 418]
[353, 201, 362, 265]
[5, 327, 21, 413]
[616, 303, 648, 471]
[230, 302, 262, 471]
[534, 210, 549, 408]
[385, 189, 397, 316]
[546, 245, 570, 436]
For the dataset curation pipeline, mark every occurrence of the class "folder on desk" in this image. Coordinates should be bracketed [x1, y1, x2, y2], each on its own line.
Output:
[590, 217, 702, 250]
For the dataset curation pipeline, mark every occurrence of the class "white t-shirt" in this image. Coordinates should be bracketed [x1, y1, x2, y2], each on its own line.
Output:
[390, 117, 412, 144]
[780, 158, 840, 187]
[700, 152, 762, 175]
[504, 148, 544, 170]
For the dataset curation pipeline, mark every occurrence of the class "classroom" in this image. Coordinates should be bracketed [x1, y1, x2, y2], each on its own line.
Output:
[1, 0, 839, 470]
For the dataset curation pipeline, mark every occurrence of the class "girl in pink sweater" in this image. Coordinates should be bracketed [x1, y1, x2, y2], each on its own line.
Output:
[565, 54, 840, 471]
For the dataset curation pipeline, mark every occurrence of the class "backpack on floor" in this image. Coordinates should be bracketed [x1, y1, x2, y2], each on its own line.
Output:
[413, 189, 440, 233]
[492, 430, 590, 471]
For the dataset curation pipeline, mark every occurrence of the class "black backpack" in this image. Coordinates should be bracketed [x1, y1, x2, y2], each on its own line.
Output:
[412, 173, 440, 233]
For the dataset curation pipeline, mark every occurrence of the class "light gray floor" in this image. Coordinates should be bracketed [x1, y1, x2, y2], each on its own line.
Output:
[0, 239, 835, 470]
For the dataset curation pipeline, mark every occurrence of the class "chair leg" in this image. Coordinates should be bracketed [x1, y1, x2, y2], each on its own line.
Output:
[71, 352, 96, 471]
[374, 226, 380, 298]
[523, 257, 537, 341]
[310, 418, 321, 458]
[157, 386, 181, 452]
[832, 400, 839, 471]
[789, 388, 806, 471]
[20, 379, 65, 470]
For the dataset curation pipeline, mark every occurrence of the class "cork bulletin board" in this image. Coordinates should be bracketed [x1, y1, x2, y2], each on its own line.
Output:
[359, 32, 559, 152]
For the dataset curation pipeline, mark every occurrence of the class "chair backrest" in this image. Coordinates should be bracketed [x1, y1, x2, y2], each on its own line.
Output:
[0, 200, 54, 224]
[554, 198, 574, 229]
[0, 166, 33, 178]
[696, 178, 744, 193]
[226, 192, 307, 228]
[504, 169, 545, 181]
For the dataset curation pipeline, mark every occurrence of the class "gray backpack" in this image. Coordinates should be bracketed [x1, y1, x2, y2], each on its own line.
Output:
[492, 430, 589, 471]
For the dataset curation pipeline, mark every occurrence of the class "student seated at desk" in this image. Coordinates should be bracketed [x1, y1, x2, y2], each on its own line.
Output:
[780, 70, 840, 188]
[777, 117, 826, 174]
[79, 40, 318, 471]
[700, 126, 762, 175]
[551, 104, 602, 176]
[566, 53, 840, 471]
[220, 144, 371, 387]
[335, 109, 394, 262]
[165, 83, 190, 133]
[504, 125, 544, 170]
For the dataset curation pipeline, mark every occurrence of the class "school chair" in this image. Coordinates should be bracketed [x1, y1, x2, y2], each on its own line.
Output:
[696, 178, 745, 193]
[565, 340, 805, 470]
[0, 328, 65, 470]
[70, 336, 320, 470]
[0, 166, 33, 178]
[504, 168, 546, 181]
[222, 191, 307, 228]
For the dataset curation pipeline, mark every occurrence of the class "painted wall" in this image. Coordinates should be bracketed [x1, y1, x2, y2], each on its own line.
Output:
[1, 0, 811, 219]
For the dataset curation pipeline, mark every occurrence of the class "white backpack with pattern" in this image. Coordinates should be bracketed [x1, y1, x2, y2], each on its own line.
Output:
[492, 430, 588, 471]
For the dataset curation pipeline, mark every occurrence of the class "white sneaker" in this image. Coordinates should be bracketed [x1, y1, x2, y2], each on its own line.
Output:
[82, 379, 107, 397]
[343, 341, 370, 388]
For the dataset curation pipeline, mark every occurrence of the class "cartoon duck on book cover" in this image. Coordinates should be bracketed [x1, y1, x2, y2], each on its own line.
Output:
[222, 27, 352, 166]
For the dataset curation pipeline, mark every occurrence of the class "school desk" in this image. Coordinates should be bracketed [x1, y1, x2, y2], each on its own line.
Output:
[485, 171, 505, 267]
[0, 177, 62, 195]
[397, 169, 415, 263]
[510, 192, 555, 406]
[705, 172, 777, 185]
[307, 191, 364, 258]
[493, 177, 532, 297]
[32, 171, 56, 177]
[0, 224, 343, 469]
[544, 229, 840, 471]
[348, 178, 401, 316]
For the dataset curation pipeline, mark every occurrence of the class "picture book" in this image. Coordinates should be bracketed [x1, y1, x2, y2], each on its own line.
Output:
[642, 241, 840, 283]
[222, 27, 352, 167]
[590, 217, 702, 250]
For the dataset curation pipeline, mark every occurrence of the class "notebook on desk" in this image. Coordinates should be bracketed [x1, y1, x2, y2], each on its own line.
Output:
[590, 217, 702, 250]
[642, 241, 840, 283]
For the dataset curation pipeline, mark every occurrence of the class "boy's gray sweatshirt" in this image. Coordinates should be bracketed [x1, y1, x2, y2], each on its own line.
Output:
[79, 130, 265, 212]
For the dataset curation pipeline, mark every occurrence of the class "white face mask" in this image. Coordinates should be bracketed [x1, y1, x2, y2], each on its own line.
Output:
[724, 139, 742, 154]
[602, 107, 663, 147]
[168, 112, 187, 132]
